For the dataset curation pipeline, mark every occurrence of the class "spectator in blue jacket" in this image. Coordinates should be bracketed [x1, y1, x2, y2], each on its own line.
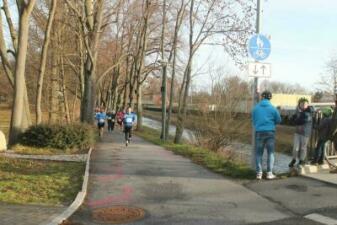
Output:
[252, 91, 281, 180]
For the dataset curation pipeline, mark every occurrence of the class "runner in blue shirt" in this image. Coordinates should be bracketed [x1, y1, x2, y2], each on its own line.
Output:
[123, 107, 137, 146]
[95, 108, 106, 137]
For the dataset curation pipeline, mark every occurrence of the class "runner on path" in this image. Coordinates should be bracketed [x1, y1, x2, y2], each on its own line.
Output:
[123, 107, 137, 146]
[95, 108, 106, 137]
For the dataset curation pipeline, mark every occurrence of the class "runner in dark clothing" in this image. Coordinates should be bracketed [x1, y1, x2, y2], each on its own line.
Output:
[106, 111, 116, 132]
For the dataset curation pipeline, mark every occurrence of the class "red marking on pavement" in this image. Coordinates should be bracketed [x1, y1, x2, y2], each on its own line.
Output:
[94, 166, 124, 182]
[86, 185, 134, 208]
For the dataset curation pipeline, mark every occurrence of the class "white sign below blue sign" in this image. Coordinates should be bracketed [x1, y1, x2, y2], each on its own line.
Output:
[248, 34, 271, 61]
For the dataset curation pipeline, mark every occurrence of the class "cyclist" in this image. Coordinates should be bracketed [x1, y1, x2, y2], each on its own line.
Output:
[123, 107, 137, 146]
[95, 108, 106, 137]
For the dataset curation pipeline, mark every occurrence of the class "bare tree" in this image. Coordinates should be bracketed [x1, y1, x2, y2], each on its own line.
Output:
[317, 57, 337, 100]
[0, 0, 32, 133]
[174, 0, 254, 143]
[9, 0, 37, 144]
[36, 0, 57, 124]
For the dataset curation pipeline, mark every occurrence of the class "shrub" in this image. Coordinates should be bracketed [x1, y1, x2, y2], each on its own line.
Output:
[18, 123, 95, 150]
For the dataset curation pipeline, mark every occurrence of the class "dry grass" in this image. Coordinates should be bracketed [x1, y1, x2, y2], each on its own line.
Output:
[144, 110, 295, 155]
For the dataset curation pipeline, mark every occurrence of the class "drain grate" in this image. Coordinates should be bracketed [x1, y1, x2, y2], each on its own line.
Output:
[92, 206, 145, 224]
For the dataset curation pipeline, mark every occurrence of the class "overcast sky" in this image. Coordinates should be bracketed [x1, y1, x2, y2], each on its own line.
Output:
[195, 0, 337, 93]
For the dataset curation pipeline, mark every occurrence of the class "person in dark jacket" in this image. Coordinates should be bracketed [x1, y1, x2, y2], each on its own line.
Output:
[289, 98, 313, 167]
[311, 107, 333, 165]
[106, 110, 116, 132]
[252, 90, 282, 180]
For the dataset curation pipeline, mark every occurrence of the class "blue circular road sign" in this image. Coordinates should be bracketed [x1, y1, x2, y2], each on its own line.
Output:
[248, 34, 271, 61]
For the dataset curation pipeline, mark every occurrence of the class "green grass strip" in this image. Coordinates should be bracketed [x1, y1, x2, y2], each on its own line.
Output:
[0, 157, 85, 205]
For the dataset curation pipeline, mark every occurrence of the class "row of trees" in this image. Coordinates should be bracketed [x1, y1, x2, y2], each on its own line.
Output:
[0, 0, 255, 144]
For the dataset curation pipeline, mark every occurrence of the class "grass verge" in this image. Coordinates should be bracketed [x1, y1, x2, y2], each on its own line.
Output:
[0, 157, 85, 205]
[11, 144, 89, 155]
[135, 126, 255, 180]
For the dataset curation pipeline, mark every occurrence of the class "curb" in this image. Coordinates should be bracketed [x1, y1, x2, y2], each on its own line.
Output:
[299, 164, 330, 175]
[42, 148, 93, 225]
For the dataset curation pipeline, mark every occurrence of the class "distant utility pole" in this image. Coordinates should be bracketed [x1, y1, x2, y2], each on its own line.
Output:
[161, 61, 167, 140]
[251, 0, 262, 168]
[160, 0, 167, 141]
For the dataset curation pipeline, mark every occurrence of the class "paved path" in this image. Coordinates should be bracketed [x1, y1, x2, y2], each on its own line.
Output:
[69, 131, 291, 225]
[0, 203, 65, 225]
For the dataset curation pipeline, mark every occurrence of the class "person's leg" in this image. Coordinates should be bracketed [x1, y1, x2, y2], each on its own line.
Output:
[255, 133, 264, 176]
[293, 133, 301, 159]
[124, 127, 128, 141]
[318, 140, 326, 164]
[313, 139, 323, 164]
[129, 127, 132, 139]
[97, 124, 101, 136]
[290, 134, 300, 167]
[101, 123, 105, 137]
[299, 135, 309, 163]
[112, 122, 115, 131]
[108, 121, 112, 132]
[266, 132, 275, 173]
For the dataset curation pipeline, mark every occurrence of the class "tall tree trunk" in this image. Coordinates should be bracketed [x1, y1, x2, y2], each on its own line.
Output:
[36, 0, 57, 124]
[0, 3, 31, 130]
[174, 0, 194, 144]
[71, 84, 79, 121]
[166, 47, 177, 136]
[9, 0, 36, 145]
[48, 50, 59, 123]
[134, 0, 150, 128]
[174, 63, 191, 143]
[80, 0, 104, 123]
[166, 0, 186, 137]
[60, 54, 71, 124]
[136, 82, 143, 130]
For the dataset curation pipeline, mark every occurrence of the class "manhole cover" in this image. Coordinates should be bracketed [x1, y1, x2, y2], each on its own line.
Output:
[92, 206, 145, 224]
[59, 220, 83, 225]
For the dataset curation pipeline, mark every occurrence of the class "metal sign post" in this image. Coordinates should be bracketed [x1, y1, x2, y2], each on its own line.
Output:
[251, 0, 262, 169]
[248, 0, 272, 169]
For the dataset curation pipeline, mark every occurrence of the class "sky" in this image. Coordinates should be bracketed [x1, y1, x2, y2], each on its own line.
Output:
[194, 0, 337, 92]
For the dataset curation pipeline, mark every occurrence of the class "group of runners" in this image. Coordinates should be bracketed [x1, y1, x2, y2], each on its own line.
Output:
[95, 106, 137, 146]
[252, 90, 334, 180]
